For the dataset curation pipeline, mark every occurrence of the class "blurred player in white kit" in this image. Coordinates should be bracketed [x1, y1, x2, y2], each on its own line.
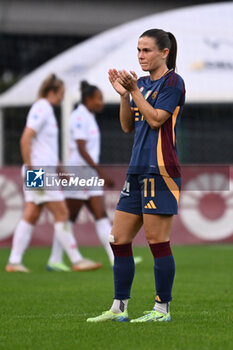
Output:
[47, 80, 115, 266]
[6, 74, 101, 272]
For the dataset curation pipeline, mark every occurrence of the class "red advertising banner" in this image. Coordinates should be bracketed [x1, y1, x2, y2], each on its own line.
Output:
[0, 166, 232, 246]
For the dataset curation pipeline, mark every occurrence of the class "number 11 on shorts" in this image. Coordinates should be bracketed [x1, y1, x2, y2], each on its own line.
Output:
[143, 178, 155, 198]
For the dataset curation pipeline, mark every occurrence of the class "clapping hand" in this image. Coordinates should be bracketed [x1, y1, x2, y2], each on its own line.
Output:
[109, 69, 138, 95]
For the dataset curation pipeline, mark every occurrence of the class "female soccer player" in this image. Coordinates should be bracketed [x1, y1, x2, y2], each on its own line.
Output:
[87, 29, 186, 322]
[6, 74, 101, 272]
[48, 81, 116, 265]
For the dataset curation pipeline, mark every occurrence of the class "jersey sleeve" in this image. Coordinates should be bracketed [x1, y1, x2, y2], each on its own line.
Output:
[154, 82, 183, 114]
[26, 105, 47, 133]
[72, 113, 89, 141]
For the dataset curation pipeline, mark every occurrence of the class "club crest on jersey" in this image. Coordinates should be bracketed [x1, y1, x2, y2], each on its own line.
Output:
[152, 91, 158, 100]
[139, 86, 144, 92]
[144, 90, 152, 100]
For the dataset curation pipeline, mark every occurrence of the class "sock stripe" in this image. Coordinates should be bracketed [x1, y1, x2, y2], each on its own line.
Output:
[110, 243, 133, 257]
[149, 241, 172, 258]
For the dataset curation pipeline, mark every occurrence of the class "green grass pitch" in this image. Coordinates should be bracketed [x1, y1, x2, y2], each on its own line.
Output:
[0, 245, 232, 350]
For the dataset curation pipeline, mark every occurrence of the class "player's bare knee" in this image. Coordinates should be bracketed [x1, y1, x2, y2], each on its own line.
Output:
[109, 232, 122, 244]
[145, 231, 156, 244]
[146, 232, 168, 245]
[146, 237, 159, 245]
[109, 232, 131, 245]
[109, 233, 115, 243]
[55, 207, 69, 222]
[24, 211, 40, 225]
[93, 210, 107, 220]
[59, 212, 69, 222]
[69, 213, 77, 223]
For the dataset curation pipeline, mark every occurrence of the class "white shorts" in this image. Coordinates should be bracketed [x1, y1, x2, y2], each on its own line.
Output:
[24, 187, 64, 205]
[64, 166, 104, 201]
[64, 188, 104, 201]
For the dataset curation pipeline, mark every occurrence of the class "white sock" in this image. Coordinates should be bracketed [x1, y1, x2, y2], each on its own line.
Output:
[54, 221, 83, 264]
[9, 220, 34, 264]
[111, 299, 129, 313]
[95, 218, 114, 264]
[154, 302, 170, 315]
[48, 235, 64, 264]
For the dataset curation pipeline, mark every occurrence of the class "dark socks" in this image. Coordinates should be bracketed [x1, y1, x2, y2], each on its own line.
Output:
[111, 243, 135, 300]
[149, 241, 175, 303]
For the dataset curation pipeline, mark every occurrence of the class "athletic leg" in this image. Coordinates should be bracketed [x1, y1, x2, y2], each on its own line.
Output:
[65, 198, 102, 270]
[48, 198, 84, 265]
[6, 202, 42, 271]
[131, 214, 174, 322]
[66, 198, 85, 223]
[110, 210, 142, 309]
[46, 201, 83, 265]
[145, 214, 175, 308]
[131, 173, 179, 322]
[86, 196, 114, 264]
[47, 199, 102, 271]
[87, 174, 143, 322]
[87, 210, 142, 322]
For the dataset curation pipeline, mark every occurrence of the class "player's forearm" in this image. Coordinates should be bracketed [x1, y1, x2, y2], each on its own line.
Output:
[57, 162, 66, 174]
[79, 148, 98, 170]
[120, 94, 134, 133]
[131, 88, 163, 129]
[20, 139, 32, 168]
[79, 150, 106, 180]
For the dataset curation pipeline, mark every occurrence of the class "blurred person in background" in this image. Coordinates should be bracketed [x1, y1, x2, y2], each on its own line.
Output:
[48, 81, 115, 266]
[6, 74, 101, 272]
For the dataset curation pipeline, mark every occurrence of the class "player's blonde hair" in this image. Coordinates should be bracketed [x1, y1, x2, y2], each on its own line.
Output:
[38, 74, 64, 98]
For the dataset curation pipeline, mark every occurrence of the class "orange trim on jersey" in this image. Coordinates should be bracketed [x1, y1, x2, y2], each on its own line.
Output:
[157, 128, 180, 204]
[164, 68, 174, 77]
[172, 106, 180, 147]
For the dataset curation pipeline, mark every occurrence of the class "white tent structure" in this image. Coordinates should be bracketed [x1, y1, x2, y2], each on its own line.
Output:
[0, 2, 232, 164]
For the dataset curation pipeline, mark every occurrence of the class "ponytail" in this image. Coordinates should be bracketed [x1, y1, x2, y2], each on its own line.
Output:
[80, 80, 98, 104]
[140, 29, 177, 70]
[166, 32, 177, 70]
